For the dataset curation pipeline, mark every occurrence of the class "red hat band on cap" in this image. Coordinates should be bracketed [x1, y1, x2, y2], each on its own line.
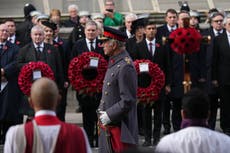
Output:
[104, 31, 126, 42]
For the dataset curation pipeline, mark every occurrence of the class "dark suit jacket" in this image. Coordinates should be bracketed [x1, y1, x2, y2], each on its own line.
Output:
[134, 39, 171, 87]
[157, 24, 184, 98]
[0, 41, 22, 123]
[17, 42, 64, 89]
[203, 28, 226, 94]
[126, 37, 138, 60]
[71, 38, 105, 107]
[212, 32, 230, 85]
[71, 38, 104, 59]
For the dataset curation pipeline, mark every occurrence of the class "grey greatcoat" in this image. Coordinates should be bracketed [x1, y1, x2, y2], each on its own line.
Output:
[98, 50, 138, 153]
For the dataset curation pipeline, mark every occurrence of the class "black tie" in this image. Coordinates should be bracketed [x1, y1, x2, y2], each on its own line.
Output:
[90, 41, 95, 51]
[0, 44, 3, 49]
[36, 46, 42, 59]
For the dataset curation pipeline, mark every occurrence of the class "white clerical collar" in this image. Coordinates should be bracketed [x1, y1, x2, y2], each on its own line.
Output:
[35, 110, 56, 117]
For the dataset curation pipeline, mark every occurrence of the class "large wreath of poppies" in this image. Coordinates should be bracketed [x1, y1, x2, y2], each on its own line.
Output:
[68, 52, 108, 95]
[18, 61, 55, 96]
[169, 27, 202, 54]
[134, 59, 165, 104]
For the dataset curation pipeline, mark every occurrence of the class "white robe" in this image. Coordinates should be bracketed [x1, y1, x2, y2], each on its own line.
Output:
[156, 127, 230, 153]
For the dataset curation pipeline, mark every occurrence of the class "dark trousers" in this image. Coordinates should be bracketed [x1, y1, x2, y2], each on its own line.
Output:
[162, 97, 171, 131]
[171, 98, 182, 131]
[137, 103, 144, 135]
[0, 122, 14, 144]
[143, 100, 162, 142]
[208, 93, 219, 130]
[219, 85, 230, 134]
[77, 93, 100, 147]
[56, 89, 67, 121]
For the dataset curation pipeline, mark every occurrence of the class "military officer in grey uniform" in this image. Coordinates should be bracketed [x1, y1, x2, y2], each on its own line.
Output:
[98, 26, 138, 153]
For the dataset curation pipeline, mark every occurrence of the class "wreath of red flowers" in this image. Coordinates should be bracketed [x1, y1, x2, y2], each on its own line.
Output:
[134, 59, 165, 104]
[169, 28, 202, 54]
[68, 52, 108, 95]
[18, 61, 55, 96]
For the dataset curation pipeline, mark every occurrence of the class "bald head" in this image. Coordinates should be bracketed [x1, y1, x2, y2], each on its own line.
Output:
[30, 77, 59, 110]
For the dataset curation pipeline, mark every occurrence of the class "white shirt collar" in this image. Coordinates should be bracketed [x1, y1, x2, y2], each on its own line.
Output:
[213, 29, 223, 36]
[126, 29, 132, 38]
[167, 24, 177, 31]
[35, 110, 56, 117]
[146, 38, 156, 45]
[34, 42, 44, 48]
[226, 31, 230, 37]
[8, 35, 16, 42]
[86, 38, 96, 44]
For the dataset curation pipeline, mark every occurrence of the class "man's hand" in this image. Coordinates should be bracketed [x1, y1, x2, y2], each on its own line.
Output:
[212, 80, 219, 87]
[165, 85, 171, 95]
[99, 111, 111, 126]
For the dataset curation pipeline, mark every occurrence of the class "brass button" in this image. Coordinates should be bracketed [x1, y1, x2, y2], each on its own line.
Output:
[105, 91, 108, 95]
[107, 82, 111, 86]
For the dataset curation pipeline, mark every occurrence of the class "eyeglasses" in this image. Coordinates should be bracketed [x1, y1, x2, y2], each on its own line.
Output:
[213, 19, 223, 23]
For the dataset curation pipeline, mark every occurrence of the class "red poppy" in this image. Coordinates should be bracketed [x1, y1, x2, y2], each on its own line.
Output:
[18, 62, 55, 96]
[68, 52, 108, 95]
[169, 27, 202, 54]
[134, 59, 165, 104]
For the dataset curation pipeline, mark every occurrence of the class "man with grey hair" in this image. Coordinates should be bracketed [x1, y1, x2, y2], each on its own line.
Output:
[202, 12, 225, 130]
[63, 4, 79, 27]
[17, 25, 64, 119]
[98, 26, 138, 153]
[120, 13, 138, 38]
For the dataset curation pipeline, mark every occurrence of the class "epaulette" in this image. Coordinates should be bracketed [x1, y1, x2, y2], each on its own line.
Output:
[124, 56, 131, 64]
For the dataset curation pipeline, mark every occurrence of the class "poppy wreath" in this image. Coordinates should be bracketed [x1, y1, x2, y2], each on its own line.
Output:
[18, 61, 55, 96]
[68, 52, 108, 95]
[169, 28, 202, 54]
[134, 59, 165, 104]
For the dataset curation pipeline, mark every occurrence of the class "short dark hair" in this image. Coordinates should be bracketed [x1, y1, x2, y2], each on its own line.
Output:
[182, 88, 210, 119]
[144, 20, 156, 28]
[166, 9, 177, 16]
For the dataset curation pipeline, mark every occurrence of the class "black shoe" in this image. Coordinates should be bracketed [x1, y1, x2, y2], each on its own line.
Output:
[163, 129, 170, 135]
[142, 141, 151, 146]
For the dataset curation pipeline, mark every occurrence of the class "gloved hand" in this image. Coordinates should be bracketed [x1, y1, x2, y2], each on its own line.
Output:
[99, 111, 111, 126]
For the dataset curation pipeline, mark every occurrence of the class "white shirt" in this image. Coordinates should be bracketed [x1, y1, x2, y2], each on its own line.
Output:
[213, 29, 223, 37]
[156, 127, 230, 153]
[4, 110, 92, 153]
[167, 24, 177, 32]
[226, 31, 230, 46]
[8, 35, 16, 43]
[126, 29, 132, 38]
[86, 38, 96, 51]
[34, 42, 44, 52]
[146, 38, 156, 56]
